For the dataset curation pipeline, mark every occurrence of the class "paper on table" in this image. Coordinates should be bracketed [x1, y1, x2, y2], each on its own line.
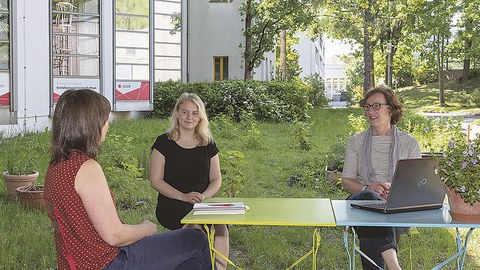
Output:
[192, 202, 249, 215]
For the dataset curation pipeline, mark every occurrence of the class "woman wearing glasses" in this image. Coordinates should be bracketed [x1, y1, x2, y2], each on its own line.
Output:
[342, 86, 421, 270]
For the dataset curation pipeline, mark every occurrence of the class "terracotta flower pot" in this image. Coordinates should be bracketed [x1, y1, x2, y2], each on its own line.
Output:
[446, 187, 480, 223]
[16, 185, 45, 209]
[2, 171, 39, 200]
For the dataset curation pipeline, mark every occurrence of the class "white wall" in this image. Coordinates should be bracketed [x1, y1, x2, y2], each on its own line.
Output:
[295, 32, 325, 80]
[0, 0, 51, 135]
[184, 0, 275, 82]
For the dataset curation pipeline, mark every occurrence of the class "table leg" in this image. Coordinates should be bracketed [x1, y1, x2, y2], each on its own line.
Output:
[285, 228, 321, 270]
[203, 224, 244, 270]
[431, 228, 475, 270]
[344, 226, 385, 270]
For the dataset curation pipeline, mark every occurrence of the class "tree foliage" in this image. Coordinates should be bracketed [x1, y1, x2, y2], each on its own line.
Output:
[240, 0, 322, 80]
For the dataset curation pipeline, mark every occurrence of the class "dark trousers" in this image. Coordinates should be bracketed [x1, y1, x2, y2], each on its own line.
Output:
[103, 228, 212, 270]
[348, 190, 408, 270]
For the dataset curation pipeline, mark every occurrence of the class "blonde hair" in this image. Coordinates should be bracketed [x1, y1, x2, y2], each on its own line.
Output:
[167, 92, 212, 146]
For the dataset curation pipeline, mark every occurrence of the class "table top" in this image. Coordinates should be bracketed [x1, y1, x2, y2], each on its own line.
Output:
[332, 200, 480, 228]
[181, 197, 336, 226]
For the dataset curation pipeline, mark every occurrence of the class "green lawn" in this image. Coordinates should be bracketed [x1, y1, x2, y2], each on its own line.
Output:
[397, 77, 480, 114]
[1, 85, 480, 269]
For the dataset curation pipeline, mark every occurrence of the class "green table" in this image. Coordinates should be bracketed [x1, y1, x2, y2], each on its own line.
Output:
[181, 197, 336, 269]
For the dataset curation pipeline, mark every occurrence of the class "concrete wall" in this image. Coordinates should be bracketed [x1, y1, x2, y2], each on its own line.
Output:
[184, 0, 275, 82]
[295, 32, 325, 80]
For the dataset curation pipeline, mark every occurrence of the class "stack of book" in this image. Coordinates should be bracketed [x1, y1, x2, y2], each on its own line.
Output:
[192, 202, 248, 215]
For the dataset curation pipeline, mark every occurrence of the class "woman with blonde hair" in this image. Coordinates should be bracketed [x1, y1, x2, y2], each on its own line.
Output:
[150, 92, 229, 270]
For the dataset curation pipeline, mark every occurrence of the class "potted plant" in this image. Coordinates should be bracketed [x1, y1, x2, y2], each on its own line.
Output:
[438, 134, 480, 222]
[325, 138, 346, 184]
[1, 137, 40, 200]
[16, 180, 45, 209]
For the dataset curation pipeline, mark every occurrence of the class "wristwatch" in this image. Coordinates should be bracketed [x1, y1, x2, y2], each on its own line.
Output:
[361, 185, 369, 191]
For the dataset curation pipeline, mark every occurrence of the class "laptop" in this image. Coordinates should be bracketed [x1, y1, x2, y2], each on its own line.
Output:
[350, 158, 446, 214]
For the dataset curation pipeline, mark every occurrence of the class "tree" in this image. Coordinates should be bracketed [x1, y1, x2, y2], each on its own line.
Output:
[275, 32, 301, 80]
[240, 0, 321, 80]
[319, 0, 409, 94]
[411, 0, 456, 106]
[448, 0, 480, 82]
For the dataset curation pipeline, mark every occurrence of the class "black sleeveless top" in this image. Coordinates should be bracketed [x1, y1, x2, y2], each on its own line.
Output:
[152, 133, 219, 230]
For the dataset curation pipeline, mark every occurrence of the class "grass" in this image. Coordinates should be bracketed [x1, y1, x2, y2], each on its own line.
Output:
[397, 76, 480, 114]
[1, 83, 480, 269]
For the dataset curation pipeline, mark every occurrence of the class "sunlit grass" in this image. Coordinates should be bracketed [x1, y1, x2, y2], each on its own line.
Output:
[398, 80, 480, 114]
[0, 105, 479, 268]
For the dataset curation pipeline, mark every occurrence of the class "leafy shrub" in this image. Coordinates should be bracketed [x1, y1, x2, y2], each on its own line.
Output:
[414, 65, 437, 84]
[470, 88, 480, 107]
[303, 73, 329, 107]
[325, 137, 347, 172]
[219, 150, 246, 197]
[1, 132, 49, 175]
[294, 120, 312, 150]
[240, 116, 263, 150]
[399, 113, 463, 153]
[152, 80, 310, 122]
[347, 113, 367, 134]
[210, 114, 238, 140]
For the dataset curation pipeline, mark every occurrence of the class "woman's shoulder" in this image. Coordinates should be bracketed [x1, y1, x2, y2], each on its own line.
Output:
[154, 132, 173, 143]
[398, 130, 418, 142]
[348, 130, 368, 143]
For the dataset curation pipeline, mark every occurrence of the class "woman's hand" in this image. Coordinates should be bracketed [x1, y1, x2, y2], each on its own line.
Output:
[183, 191, 205, 204]
[141, 219, 159, 236]
[368, 181, 391, 199]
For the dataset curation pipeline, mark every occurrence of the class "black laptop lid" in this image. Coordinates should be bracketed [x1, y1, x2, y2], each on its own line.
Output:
[385, 158, 446, 212]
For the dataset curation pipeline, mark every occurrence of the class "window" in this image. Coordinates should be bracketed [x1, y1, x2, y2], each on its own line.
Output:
[115, 0, 152, 103]
[51, 0, 101, 101]
[213, 56, 228, 81]
[154, 0, 181, 82]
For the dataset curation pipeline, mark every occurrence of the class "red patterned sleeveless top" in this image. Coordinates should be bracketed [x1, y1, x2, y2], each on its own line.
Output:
[44, 151, 118, 270]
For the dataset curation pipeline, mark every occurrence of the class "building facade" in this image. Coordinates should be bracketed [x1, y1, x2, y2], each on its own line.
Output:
[324, 54, 347, 101]
[1, 0, 326, 134]
[295, 31, 325, 80]
[182, 0, 275, 82]
[0, 0, 180, 134]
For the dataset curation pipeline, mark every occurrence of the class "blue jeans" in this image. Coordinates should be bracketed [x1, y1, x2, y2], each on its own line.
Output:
[348, 190, 408, 270]
[103, 228, 212, 270]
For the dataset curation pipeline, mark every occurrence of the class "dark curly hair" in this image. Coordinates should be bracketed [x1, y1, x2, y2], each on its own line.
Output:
[360, 86, 403, 125]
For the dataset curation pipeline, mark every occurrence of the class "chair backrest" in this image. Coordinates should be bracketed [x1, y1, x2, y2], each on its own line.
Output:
[45, 199, 77, 270]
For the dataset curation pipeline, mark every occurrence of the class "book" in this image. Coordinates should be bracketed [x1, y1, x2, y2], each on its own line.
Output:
[192, 202, 248, 215]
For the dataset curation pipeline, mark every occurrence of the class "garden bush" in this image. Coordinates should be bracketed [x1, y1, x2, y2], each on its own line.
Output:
[151, 79, 310, 122]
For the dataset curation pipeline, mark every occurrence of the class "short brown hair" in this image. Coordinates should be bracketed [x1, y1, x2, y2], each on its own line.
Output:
[360, 86, 403, 124]
[50, 89, 111, 164]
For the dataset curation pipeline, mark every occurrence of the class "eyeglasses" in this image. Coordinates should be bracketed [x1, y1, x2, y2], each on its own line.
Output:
[362, 103, 389, 111]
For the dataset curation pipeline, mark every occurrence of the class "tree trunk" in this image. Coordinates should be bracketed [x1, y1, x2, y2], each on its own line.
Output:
[244, 0, 253, 80]
[437, 35, 445, 106]
[461, 19, 473, 83]
[370, 49, 375, 89]
[462, 38, 472, 83]
[279, 29, 287, 81]
[362, 7, 372, 95]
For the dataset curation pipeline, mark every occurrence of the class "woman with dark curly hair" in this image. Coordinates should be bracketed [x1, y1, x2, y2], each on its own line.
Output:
[342, 86, 421, 270]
